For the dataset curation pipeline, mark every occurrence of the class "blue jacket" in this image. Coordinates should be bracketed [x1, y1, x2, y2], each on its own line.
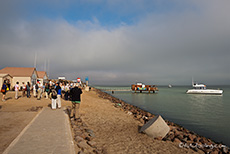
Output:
[55, 86, 62, 95]
[2, 83, 7, 90]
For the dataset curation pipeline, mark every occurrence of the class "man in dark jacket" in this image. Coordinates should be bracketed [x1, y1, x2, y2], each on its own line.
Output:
[69, 84, 82, 121]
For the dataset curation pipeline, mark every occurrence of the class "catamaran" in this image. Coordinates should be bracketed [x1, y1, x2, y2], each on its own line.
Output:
[186, 81, 223, 95]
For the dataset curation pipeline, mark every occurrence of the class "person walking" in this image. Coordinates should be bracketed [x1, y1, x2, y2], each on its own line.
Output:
[51, 89, 57, 109]
[22, 82, 26, 97]
[64, 83, 70, 100]
[55, 82, 62, 109]
[14, 82, 20, 99]
[33, 83, 37, 97]
[69, 84, 82, 121]
[44, 83, 49, 99]
[26, 82, 31, 98]
[48, 82, 53, 99]
[37, 81, 43, 100]
[1, 81, 7, 101]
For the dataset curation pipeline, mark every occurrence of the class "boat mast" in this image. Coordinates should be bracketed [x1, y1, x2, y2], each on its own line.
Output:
[192, 77, 194, 86]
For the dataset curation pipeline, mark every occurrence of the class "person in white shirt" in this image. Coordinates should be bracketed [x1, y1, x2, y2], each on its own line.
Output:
[37, 81, 43, 100]
[33, 84, 37, 97]
[15, 82, 20, 99]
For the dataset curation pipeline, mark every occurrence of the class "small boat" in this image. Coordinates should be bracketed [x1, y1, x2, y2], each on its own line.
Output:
[186, 82, 223, 95]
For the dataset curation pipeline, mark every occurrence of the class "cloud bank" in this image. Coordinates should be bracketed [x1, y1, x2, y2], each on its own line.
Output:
[0, 0, 230, 85]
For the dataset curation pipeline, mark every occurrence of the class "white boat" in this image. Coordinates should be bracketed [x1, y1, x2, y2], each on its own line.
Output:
[186, 82, 223, 95]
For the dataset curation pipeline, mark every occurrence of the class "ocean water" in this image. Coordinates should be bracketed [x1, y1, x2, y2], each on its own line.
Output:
[95, 85, 230, 146]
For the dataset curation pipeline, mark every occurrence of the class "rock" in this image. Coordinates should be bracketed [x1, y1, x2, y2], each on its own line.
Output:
[80, 122, 87, 127]
[193, 137, 198, 142]
[164, 132, 174, 141]
[169, 126, 176, 131]
[176, 134, 184, 141]
[78, 150, 85, 154]
[173, 138, 181, 143]
[77, 141, 91, 150]
[127, 111, 132, 115]
[80, 132, 89, 139]
[87, 141, 97, 148]
[139, 118, 145, 124]
[174, 129, 181, 137]
[199, 138, 205, 144]
[210, 150, 219, 154]
[146, 112, 152, 117]
[93, 149, 101, 154]
[187, 134, 196, 141]
[136, 114, 142, 119]
[181, 135, 188, 142]
[203, 148, 212, 154]
[71, 121, 75, 126]
[75, 136, 84, 143]
[85, 129, 95, 138]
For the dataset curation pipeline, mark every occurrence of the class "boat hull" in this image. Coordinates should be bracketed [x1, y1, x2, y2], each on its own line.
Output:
[186, 89, 223, 95]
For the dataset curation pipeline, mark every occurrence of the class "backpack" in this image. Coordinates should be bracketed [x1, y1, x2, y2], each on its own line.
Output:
[35, 84, 39, 90]
[51, 89, 57, 98]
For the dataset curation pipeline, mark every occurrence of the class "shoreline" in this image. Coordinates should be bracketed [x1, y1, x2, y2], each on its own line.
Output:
[93, 88, 229, 154]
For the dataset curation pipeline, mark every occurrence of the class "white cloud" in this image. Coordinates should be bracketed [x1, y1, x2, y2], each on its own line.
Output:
[0, 0, 230, 85]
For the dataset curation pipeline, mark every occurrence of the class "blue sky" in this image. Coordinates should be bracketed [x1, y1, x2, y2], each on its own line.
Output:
[0, 0, 230, 85]
[13, 0, 197, 27]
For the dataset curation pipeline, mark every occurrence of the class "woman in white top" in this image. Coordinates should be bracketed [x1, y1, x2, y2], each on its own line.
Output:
[15, 82, 20, 99]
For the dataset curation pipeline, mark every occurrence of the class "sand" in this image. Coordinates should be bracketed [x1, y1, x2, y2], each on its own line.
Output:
[0, 90, 202, 154]
[78, 89, 201, 154]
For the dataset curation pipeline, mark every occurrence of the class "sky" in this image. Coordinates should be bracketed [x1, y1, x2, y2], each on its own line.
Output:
[0, 0, 230, 85]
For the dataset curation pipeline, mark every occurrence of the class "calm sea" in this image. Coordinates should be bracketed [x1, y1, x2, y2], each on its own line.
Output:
[94, 85, 230, 146]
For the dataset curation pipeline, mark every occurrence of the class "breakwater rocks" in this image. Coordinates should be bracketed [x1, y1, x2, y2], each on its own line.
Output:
[95, 89, 230, 154]
[66, 107, 102, 154]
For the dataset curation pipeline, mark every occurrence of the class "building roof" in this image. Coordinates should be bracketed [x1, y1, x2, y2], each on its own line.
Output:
[37, 71, 47, 78]
[0, 67, 36, 77]
[0, 73, 12, 78]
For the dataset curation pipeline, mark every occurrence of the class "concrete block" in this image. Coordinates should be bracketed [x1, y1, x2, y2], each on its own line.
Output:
[139, 115, 170, 139]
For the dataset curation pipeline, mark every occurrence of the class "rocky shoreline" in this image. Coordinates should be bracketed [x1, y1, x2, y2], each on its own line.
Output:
[68, 114, 101, 154]
[94, 89, 229, 154]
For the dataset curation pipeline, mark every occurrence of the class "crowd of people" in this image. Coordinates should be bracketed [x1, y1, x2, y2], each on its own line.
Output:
[1, 80, 83, 120]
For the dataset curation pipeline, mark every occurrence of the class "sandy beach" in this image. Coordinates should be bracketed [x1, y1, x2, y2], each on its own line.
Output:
[0, 89, 226, 154]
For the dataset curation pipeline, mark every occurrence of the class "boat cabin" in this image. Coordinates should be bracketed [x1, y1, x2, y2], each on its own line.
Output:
[193, 83, 207, 90]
